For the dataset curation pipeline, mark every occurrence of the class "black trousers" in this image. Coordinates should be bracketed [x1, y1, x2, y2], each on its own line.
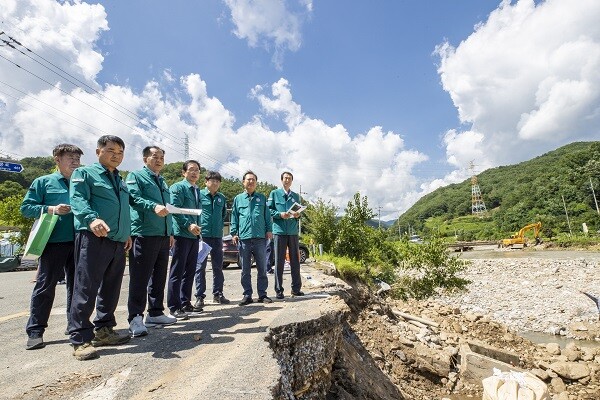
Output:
[69, 231, 126, 345]
[128, 236, 170, 321]
[26, 242, 74, 336]
[168, 236, 198, 312]
[273, 234, 301, 294]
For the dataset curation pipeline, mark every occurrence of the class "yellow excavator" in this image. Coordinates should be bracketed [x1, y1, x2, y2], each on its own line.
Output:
[500, 222, 542, 248]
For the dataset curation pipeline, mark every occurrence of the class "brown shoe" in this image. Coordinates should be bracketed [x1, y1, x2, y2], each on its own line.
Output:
[73, 342, 99, 361]
[92, 326, 131, 347]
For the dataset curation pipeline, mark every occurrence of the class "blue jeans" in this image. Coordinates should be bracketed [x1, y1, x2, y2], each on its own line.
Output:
[239, 238, 268, 297]
[195, 237, 224, 298]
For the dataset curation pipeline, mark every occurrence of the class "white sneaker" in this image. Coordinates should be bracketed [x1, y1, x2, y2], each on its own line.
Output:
[145, 314, 177, 327]
[129, 315, 148, 337]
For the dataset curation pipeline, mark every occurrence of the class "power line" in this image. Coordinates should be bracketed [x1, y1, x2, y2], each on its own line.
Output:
[0, 26, 244, 176]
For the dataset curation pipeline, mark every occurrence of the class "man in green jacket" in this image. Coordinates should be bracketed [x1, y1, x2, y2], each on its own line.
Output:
[231, 171, 273, 305]
[69, 135, 132, 361]
[268, 171, 303, 299]
[195, 170, 229, 308]
[168, 160, 202, 319]
[126, 146, 177, 337]
[20, 143, 83, 350]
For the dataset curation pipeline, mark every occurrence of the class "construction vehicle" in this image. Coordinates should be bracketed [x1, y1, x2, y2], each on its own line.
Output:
[500, 222, 542, 248]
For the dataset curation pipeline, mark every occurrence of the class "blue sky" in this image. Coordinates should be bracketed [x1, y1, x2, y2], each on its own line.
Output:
[96, 0, 498, 177]
[1, 0, 599, 218]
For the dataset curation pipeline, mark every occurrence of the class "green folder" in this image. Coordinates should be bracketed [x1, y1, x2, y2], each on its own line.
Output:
[23, 211, 59, 257]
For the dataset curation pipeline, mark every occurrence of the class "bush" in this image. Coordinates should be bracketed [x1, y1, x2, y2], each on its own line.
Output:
[0, 195, 34, 250]
[391, 236, 471, 300]
[318, 253, 368, 281]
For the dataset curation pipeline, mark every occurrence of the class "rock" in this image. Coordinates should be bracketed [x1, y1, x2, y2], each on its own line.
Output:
[394, 350, 407, 362]
[548, 326, 566, 335]
[464, 313, 481, 322]
[565, 342, 579, 352]
[550, 377, 567, 393]
[549, 361, 591, 380]
[563, 348, 581, 362]
[502, 333, 514, 342]
[581, 347, 595, 362]
[451, 322, 462, 333]
[571, 322, 588, 331]
[579, 375, 591, 384]
[531, 368, 549, 381]
[444, 345, 459, 357]
[555, 391, 569, 400]
[546, 342, 561, 355]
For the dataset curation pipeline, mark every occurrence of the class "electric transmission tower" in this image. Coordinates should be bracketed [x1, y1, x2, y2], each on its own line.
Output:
[470, 161, 487, 216]
[183, 133, 189, 160]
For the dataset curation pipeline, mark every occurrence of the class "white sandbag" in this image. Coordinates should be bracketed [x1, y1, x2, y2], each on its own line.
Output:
[481, 369, 549, 400]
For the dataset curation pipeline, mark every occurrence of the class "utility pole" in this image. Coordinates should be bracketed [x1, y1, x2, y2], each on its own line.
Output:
[590, 177, 600, 216]
[298, 185, 308, 235]
[377, 205, 382, 229]
[561, 195, 573, 236]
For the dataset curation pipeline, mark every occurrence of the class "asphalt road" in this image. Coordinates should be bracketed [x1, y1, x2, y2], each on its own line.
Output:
[0, 261, 342, 400]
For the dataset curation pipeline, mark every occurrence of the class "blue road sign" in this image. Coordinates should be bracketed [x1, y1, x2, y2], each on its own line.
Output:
[0, 161, 24, 173]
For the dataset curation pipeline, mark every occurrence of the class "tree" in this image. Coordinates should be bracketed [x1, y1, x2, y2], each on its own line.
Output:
[0, 195, 34, 250]
[0, 181, 26, 200]
[333, 193, 375, 260]
[303, 198, 338, 251]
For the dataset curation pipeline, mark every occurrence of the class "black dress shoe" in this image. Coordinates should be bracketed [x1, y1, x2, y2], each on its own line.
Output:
[239, 295, 253, 306]
[182, 304, 195, 313]
[258, 296, 273, 303]
[275, 292, 284, 300]
[170, 309, 190, 320]
[291, 291, 305, 296]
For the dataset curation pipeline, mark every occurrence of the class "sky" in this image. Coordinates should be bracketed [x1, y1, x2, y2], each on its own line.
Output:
[1, 0, 599, 219]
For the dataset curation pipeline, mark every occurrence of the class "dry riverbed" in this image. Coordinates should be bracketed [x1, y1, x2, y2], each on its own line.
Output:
[341, 249, 600, 399]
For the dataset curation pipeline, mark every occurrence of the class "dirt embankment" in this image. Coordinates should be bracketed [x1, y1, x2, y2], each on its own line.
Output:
[325, 256, 600, 400]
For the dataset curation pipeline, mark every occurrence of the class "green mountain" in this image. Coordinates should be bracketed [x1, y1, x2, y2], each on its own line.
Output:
[0, 158, 276, 207]
[395, 142, 600, 240]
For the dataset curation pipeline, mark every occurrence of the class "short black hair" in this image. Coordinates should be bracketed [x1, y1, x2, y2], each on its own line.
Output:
[143, 146, 165, 157]
[281, 171, 293, 180]
[243, 170, 257, 181]
[182, 160, 200, 171]
[52, 144, 83, 158]
[97, 135, 125, 150]
[205, 170, 222, 181]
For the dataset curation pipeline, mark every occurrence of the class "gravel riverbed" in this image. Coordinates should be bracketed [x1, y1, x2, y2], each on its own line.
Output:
[436, 253, 600, 336]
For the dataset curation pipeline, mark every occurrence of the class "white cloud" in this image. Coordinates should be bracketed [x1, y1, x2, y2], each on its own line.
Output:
[223, 0, 311, 68]
[229, 79, 428, 217]
[0, 1, 427, 218]
[436, 0, 600, 168]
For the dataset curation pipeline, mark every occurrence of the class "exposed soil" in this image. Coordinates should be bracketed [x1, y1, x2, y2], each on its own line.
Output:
[331, 280, 600, 400]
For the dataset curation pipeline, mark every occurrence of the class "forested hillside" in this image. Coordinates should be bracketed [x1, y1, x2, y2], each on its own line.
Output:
[0, 159, 276, 207]
[3, 142, 599, 239]
[395, 142, 600, 239]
